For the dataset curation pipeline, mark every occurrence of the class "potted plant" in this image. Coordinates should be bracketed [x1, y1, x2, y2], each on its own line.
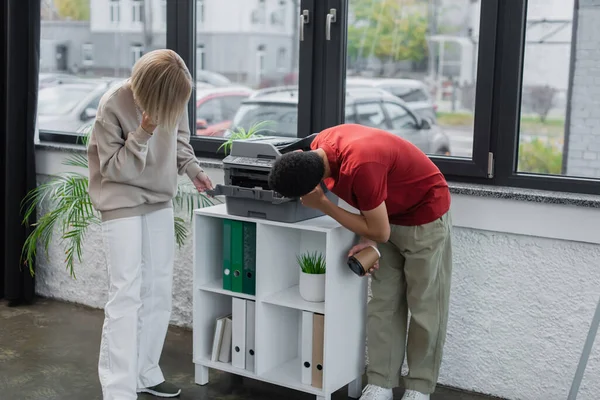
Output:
[218, 120, 275, 155]
[297, 251, 326, 303]
[20, 126, 219, 279]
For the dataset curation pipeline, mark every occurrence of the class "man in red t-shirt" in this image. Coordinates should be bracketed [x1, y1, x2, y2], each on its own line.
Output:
[268, 124, 452, 400]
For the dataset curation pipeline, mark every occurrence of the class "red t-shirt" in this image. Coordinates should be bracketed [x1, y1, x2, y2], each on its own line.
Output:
[310, 124, 451, 226]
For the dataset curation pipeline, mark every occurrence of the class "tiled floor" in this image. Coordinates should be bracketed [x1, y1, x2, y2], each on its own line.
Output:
[0, 298, 502, 400]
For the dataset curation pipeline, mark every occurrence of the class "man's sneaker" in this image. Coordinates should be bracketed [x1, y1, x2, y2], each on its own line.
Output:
[401, 389, 430, 400]
[359, 384, 393, 400]
[138, 381, 181, 398]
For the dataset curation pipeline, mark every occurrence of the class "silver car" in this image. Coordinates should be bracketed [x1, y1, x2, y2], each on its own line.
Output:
[346, 77, 437, 123]
[231, 86, 451, 155]
[37, 79, 122, 133]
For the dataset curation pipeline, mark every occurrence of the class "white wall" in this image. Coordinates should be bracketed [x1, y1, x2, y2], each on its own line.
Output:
[34, 148, 600, 400]
[90, 0, 293, 36]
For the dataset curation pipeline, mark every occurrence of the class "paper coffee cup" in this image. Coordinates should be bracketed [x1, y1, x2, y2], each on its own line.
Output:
[347, 245, 381, 276]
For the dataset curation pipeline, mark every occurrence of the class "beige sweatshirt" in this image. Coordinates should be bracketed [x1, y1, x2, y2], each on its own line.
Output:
[87, 79, 204, 222]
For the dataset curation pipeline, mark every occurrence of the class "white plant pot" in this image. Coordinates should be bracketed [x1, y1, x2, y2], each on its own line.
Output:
[299, 271, 325, 303]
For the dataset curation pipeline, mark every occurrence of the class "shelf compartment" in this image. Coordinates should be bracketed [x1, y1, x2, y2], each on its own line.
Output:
[192, 291, 232, 364]
[195, 357, 257, 378]
[256, 224, 327, 300]
[198, 278, 256, 301]
[255, 302, 325, 394]
[261, 285, 324, 314]
[260, 357, 323, 396]
[194, 214, 256, 298]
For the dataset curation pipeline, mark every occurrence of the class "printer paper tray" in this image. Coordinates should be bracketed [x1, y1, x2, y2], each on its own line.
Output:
[207, 184, 292, 204]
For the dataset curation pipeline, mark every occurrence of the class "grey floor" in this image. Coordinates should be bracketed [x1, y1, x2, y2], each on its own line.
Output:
[0, 298, 502, 400]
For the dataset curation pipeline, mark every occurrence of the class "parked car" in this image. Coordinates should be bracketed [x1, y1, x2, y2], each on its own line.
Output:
[195, 86, 254, 136]
[37, 79, 123, 133]
[38, 73, 85, 89]
[196, 70, 233, 87]
[230, 86, 451, 155]
[346, 77, 437, 123]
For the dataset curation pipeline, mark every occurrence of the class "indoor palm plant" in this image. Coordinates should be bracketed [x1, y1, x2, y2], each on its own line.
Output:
[297, 251, 326, 302]
[20, 127, 218, 279]
[218, 120, 276, 155]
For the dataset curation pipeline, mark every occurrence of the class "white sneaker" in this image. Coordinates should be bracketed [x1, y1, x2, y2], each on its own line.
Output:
[359, 384, 393, 400]
[401, 389, 430, 400]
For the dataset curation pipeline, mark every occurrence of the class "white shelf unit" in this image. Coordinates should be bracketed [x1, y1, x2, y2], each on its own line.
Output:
[192, 204, 368, 400]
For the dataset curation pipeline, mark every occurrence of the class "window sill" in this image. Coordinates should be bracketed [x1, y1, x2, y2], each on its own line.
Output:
[35, 141, 600, 244]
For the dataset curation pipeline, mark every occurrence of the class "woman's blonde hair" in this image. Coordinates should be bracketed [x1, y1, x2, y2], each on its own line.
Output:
[130, 49, 192, 132]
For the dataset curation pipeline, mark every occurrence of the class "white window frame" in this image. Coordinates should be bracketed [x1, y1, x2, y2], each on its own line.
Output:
[109, 0, 120, 24]
[82, 43, 94, 67]
[162, 0, 167, 26]
[131, 44, 144, 65]
[132, 0, 144, 23]
[197, 44, 206, 70]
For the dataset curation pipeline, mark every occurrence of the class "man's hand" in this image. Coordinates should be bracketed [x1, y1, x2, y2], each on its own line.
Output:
[141, 111, 158, 134]
[348, 238, 379, 276]
[300, 184, 329, 210]
[193, 171, 214, 192]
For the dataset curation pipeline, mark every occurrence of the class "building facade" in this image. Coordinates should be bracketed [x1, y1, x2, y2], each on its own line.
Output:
[40, 0, 297, 86]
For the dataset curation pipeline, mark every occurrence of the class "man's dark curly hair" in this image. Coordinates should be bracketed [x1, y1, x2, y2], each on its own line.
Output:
[268, 151, 324, 198]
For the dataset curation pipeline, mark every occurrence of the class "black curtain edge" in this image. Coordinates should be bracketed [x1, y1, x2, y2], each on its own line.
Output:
[2, 0, 40, 306]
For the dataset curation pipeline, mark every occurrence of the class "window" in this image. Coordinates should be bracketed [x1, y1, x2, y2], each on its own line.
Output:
[109, 0, 120, 23]
[81, 43, 93, 67]
[347, 0, 483, 161]
[38, 0, 600, 196]
[382, 102, 418, 130]
[196, 98, 223, 125]
[221, 96, 249, 120]
[196, 45, 205, 70]
[256, 45, 266, 84]
[277, 48, 286, 70]
[355, 102, 387, 129]
[131, 44, 144, 65]
[38, 0, 165, 137]
[132, 0, 144, 23]
[197, 0, 205, 27]
[252, 0, 267, 24]
[516, 0, 581, 178]
[162, 0, 167, 26]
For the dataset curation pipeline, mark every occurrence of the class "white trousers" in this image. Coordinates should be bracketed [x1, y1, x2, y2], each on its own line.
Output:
[98, 207, 175, 400]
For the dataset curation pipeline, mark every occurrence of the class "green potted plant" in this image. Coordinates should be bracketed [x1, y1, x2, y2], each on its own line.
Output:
[297, 251, 326, 302]
[20, 126, 218, 279]
[218, 120, 276, 155]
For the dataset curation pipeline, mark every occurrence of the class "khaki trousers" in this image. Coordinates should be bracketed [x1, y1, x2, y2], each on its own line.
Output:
[367, 211, 453, 394]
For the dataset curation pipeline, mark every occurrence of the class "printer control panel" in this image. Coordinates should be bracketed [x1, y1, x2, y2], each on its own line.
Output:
[225, 156, 275, 168]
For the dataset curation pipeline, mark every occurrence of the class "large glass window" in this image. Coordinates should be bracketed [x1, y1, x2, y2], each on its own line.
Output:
[38, 0, 166, 135]
[193, 0, 300, 139]
[516, 0, 594, 179]
[346, 0, 481, 159]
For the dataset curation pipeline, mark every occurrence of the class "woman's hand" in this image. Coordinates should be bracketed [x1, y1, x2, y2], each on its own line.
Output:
[141, 112, 158, 133]
[193, 171, 214, 192]
[348, 238, 379, 276]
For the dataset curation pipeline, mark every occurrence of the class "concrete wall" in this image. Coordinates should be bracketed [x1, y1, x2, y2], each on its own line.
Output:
[33, 152, 600, 400]
[40, 21, 92, 73]
[566, 0, 600, 178]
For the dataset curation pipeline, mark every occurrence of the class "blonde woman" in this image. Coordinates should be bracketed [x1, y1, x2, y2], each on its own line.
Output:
[87, 49, 212, 399]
